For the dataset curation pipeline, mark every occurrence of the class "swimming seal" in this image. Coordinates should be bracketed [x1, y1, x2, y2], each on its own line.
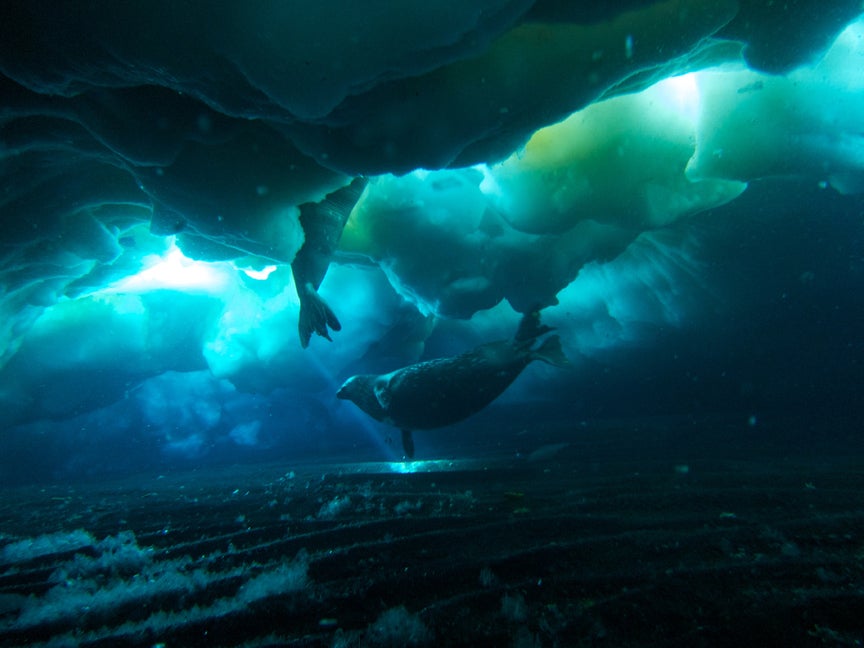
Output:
[337, 310, 568, 458]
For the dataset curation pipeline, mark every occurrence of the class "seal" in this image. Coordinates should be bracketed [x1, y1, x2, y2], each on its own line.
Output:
[337, 310, 568, 458]
[291, 177, 368, 348]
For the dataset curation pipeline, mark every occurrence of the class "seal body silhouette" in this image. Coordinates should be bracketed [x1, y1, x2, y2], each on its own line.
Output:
[292, 177, 367, 347]
[337, 311, 567, 458]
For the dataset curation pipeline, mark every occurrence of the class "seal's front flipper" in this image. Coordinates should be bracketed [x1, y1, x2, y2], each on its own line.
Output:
[297, 282, 342, 348]
[401, 429, 415, 460]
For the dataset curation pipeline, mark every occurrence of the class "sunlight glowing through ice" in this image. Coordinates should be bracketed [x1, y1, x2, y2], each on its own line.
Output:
[240, 265, 279, 281]
[657, 72, 701, 125]
[104, 239, 234, 295]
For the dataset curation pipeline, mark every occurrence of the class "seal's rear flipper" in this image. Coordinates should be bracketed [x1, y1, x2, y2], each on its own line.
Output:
[533, 335, 569, 368]
[401, 430, 415, 460]
[297, 283, 342, 348]
[514, 310, 554, 342]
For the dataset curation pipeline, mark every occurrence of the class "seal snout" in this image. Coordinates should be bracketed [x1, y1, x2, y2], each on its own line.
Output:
[336, 376, 358, 400]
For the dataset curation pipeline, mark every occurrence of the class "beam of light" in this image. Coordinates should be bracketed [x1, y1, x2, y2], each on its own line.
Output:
[386, 459, 474, 474]
[302, 343, 400, 461]
[290, 457, 504, 476]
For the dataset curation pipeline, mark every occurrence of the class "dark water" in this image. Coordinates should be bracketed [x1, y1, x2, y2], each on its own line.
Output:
[3, 3, 864, 646]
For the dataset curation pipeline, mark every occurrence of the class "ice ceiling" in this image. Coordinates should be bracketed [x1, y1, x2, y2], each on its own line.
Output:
[2, 1, 864, 471]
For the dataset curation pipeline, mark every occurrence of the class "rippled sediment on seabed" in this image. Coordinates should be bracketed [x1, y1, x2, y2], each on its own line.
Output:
[1, 433, 863, 647]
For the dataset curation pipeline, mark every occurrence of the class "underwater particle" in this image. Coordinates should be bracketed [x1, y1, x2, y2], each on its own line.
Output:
[394, 499, 422, 515]
[479, 566, 498, 588]
[317, 495, 351, 519]
[747, 415, 758, 427]
[736, 80, 764, 94]
[501, 592, 528, 622]
[237, 550, 309, 602]
[196, 113, 212, 133]
[364, 605, 431, 647]
[625, 33, 634, 59]
[674, 464, 690, 474]
[513, 626, 542, 648]
[780, 542, 801, 558]
[331, 629, 352, 648]
[808, 624, 862, 644]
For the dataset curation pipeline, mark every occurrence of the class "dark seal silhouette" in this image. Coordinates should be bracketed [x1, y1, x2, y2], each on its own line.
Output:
[292, 177, 368, 347]
[337, 311, 568, 458]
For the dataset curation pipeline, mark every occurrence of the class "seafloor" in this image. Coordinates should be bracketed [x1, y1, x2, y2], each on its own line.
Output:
[1, 413, 863, 647]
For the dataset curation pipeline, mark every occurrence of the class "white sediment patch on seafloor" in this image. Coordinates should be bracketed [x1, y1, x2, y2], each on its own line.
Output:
[1, 529, 310, 642]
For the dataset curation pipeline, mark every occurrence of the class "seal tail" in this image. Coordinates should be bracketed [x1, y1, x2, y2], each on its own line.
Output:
[531, 334, 569, 368]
